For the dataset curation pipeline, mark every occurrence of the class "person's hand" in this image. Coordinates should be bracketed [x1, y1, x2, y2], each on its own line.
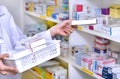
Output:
[50, 20, 77, 37]
[0, 53, 18, 75]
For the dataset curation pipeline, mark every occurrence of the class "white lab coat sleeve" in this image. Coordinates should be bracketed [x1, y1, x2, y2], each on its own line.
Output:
[9, 13, 53, 49]
[15, 30, 53, 49]
[33, 29, 52, 40]
[0, 5, 26, 51]
[0, 27, 3, 52]
[9, 13, 27, 49]
[0, 26, 4, 44]
[10, 14, 26, 42]
[0, 5, 54, 51]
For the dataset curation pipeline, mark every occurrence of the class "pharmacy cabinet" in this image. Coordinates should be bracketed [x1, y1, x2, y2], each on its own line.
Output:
[22, 0, 120, 79]
[0, 0, 120, 79]
[22, 70, 41, 79]
[22, 59, 68, 79]
[68, 0, 120, 79]
[68, 64, 97, 79]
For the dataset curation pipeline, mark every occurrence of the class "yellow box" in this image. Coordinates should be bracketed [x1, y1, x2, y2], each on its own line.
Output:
[46, 11, 52, 17]
[32, 67, 46, 79]
[32, 67, 42, 75]
[28, 2, 34, 12]
[81, 67, 94, 76]
[46, 6, 59, 17]
[46, 70, 53, 79]
[77, 26, 83, 31]
[22, 70, 42, 79]
[110, 4, 120, 18]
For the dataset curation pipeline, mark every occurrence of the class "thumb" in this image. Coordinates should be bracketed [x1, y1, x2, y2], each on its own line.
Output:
[0, 53, 9, 59]
[60, 20, 71, 27]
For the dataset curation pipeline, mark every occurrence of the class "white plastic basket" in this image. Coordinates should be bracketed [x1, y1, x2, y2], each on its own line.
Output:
[3, 40, 60, 73]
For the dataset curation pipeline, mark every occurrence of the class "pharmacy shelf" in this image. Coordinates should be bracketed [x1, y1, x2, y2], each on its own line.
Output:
[22, 69, 42, 79]
[71, 63, 104, 79]
[25, 11, 61, 23]
[57, 56, 70, 63]
[78, 27, 120, 43]
[57, 56, 104, 79]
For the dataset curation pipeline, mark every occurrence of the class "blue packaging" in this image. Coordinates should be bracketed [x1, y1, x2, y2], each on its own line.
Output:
[52, 13, 58, 19]
[94, 48, 107, 54]
[63, 0, 68, 4]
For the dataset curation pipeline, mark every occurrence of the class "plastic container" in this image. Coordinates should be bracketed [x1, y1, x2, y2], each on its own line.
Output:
[3, 40, 60, 73]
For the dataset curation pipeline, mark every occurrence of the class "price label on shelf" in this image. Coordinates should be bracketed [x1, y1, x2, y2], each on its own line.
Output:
[77, 26, 83, 31]
[81, 67, 94, 76]
[40, 16, 47, 19]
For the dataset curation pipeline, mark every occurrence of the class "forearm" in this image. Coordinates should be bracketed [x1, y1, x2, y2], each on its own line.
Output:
[49, 25, 58, 37]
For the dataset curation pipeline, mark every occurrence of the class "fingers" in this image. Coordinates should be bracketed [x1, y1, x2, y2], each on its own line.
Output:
[59, 23, 75, 36]
[60, 20, 71, 27]
[50, 19, 76, 37]
[62, 20, 77, 31]
[71, 25, 77, 29]
[60, 27, 73, 36]
[0, 66, 18, 75]
[0, 65, 18, 72]
[0, 71, 16, 75]
[0, 71, 17, 75]
[0, 53, 9, 59]
[64, 28, 73, 35]
[0, 54, 18, 75]
[65, 24, 75, 32]
[64, 20, 71, 25]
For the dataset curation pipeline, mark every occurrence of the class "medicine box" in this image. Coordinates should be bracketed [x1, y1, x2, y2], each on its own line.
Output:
[71, 19, 97, 26]
[102, 25, 120, 36]
[110, 4, 120, 18]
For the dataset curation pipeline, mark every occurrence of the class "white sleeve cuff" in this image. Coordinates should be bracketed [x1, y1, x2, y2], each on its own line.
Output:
[34, 30, 52, 40]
